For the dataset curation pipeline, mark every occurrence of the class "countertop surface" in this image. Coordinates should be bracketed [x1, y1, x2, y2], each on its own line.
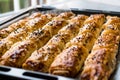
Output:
[48, 0, 120, 12]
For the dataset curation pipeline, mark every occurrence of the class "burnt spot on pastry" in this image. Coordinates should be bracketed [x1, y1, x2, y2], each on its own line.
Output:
[25, 60, 44, 71]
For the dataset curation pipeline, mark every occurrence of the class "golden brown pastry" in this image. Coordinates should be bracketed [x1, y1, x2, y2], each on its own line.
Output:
[84, 14, 105, 27]
[68, 32, 96, 52]
[92, 16, 120, 51]
[0, 12, 74, 67]
[0, 12, 42, 39]
[103, 16, 120, 31]
[65, 14, 105, 51]
[50, 45, 88, 77]
[81, 48, 117, 80]
[92, 30, 120, 50]
[80, 16, 120, 80]
[49, 14, 105, 77]
[22, 15, 88, 72]
[0, 14, 55, 57]
[27, 12, 42, 19]
[56, 12, 75, 20]
[78, 22, 100, 39]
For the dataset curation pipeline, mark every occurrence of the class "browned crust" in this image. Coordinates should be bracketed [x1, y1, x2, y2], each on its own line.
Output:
[22, 15, 88, 72]
[80, 16, 120, 80]
[0, 12, 73, 67]
[0, 14, 55, 57]
[0, 12, 42, 39]
[49, 14, 105, 77]
[50, 45, 88, 77]
[81, 48, 116, 80]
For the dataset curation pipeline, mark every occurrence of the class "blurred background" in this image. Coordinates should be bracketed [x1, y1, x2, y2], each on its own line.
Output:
[0, 0, 120, 19]
[0, 0, 42, 13]
[0, 0, 120, 13]
[0, 0, 65, 14]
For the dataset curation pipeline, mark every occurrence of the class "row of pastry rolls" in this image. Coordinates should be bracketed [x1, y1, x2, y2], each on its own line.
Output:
[0, 12, 42, 39]
[0, 13, 56, 57]
[80, 16, 120, 80]
[0, 12, 74, 67]
[22, 14, 88, 72]
[49, 14, 105, 77]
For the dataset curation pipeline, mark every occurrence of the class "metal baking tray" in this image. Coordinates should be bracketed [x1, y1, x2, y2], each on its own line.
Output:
[0, 6, 120, 80]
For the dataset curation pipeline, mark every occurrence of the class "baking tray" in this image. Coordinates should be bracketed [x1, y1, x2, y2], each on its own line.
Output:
[0, 6, 120, 80]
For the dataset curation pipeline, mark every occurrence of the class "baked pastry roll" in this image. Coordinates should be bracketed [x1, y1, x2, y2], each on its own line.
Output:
[22, 15, 88, 72]
[84, 14, 105, 27]
[66, 32, 96, 52]
[92, 30, 119, 50]
[27, 12, 42, 19]
[56, 12, 75, 20]
[103, 16, 120, 30]
[0, 12, 42, 39]
[81, 48, 117, 80]
[66, 14, 105, 50]
[92, 16, 120, 51]
[103, 16, 120, 34]
[0, 12, 74, 67]
[78, 22, 100, 39]
[50, 45, 88, 77]
[49, 14, 105, 77]
[80, 16, 120, 80]
[0, 14, 55, 57]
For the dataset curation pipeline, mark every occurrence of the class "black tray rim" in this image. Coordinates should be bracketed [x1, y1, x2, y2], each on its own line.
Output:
[0, 6, 120, 80]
